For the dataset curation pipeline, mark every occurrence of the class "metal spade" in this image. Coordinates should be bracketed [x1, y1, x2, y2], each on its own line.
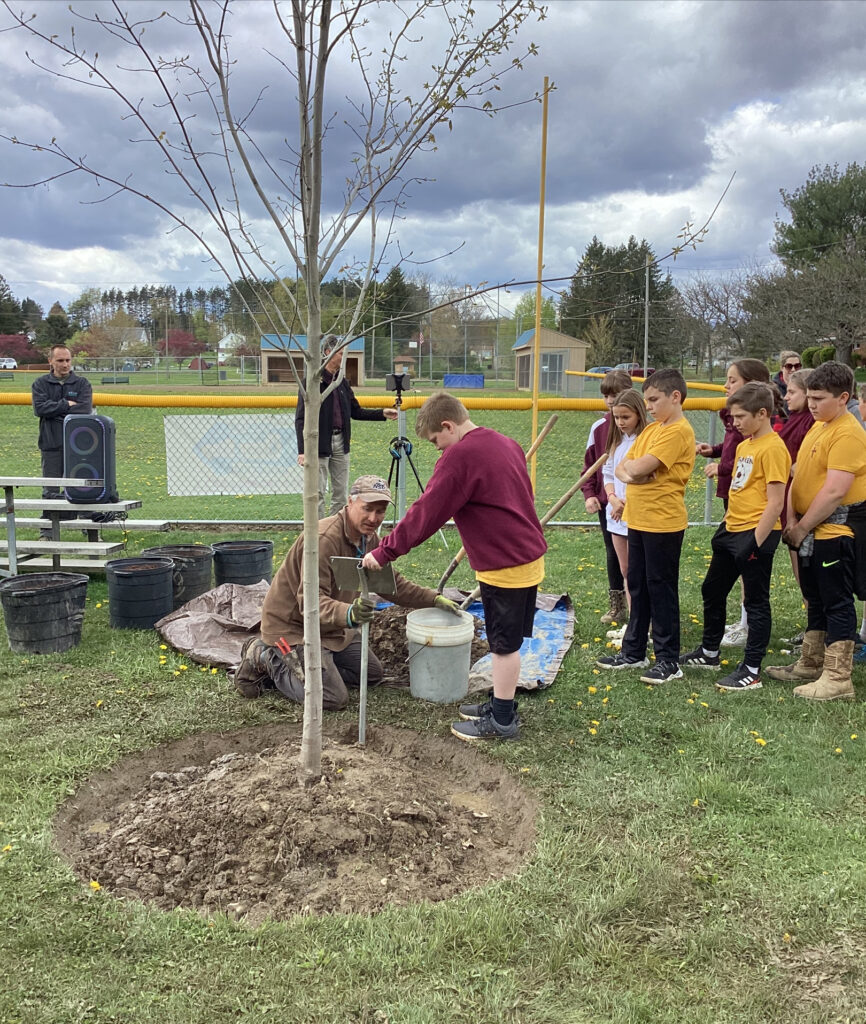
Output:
[330, 556, 397, 745]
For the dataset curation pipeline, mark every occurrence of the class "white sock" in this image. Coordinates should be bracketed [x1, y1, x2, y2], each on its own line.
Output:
[703, 648, 719, 658]
[738, 605, 748, 629]
[746, 665, 759, 675]
[860, 612, 866, 640]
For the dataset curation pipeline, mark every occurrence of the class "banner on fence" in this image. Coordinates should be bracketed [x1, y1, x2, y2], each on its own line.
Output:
[164, 414, 303, 496]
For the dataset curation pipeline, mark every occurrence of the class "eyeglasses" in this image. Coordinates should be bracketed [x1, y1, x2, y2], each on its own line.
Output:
[785, 362, 801, 370]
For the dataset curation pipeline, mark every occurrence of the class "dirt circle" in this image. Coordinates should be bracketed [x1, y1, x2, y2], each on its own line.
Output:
[55, 723, 537, 924]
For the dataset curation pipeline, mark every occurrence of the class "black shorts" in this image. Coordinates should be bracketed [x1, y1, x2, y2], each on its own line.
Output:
[479, 581, 538, 655]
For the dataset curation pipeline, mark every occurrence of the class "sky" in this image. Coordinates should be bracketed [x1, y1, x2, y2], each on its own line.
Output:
[1, 0, 866, 320]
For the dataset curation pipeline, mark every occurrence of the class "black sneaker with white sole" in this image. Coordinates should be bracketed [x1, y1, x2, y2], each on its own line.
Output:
[640, 661, 683, 684]
[450, 710, 520, 742]
[596, 652, 650, 670]
[716, 664, 762, 693]
[680, 647, 721, 670]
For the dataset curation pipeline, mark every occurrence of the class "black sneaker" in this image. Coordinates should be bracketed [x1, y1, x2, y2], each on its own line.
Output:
[458, 698, 520, 721]
[450, 710, 520, 742]
[680, 647, 721, 670]
[596, 652, 650, 670]
[716, 664, 762, 693]
[640, 661, 683, 684]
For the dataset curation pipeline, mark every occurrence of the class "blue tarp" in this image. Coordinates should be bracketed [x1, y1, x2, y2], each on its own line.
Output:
[443, 374, 485, 389]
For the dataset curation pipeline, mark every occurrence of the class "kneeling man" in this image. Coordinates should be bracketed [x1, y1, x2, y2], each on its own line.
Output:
[233, 475, 457, 708]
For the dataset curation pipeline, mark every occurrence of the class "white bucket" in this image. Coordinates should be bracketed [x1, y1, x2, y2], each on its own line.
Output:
[405, 607, 475, 703]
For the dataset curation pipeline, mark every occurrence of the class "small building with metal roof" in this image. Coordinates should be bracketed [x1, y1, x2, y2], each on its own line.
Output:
[512, 328, 589, 396]
[260, 334, 366, 386]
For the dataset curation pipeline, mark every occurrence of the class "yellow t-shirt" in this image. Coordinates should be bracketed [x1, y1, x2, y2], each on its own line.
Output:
[623, 417, 696, 533]
[791, 412, 866, 539]
[725, 431, 791, 533]
[476, 556, 545, 588]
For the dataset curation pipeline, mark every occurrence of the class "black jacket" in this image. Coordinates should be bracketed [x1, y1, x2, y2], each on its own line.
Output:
[31, 371, 93, 451]
[295, 374, 386, 457]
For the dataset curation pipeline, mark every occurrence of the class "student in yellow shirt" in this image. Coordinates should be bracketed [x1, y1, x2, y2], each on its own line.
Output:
[681, 383, 791, 691]
[767, 362, 866, 700]
[597, 369, 696, 684]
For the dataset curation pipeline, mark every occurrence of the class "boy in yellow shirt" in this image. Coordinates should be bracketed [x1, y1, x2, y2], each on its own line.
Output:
[681, 383, 791, 691]
[597, 369, 696, 683]
[767, 362, 866, 700]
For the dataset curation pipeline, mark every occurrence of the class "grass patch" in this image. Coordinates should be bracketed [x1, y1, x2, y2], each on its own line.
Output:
[3, 521, 866, 1022]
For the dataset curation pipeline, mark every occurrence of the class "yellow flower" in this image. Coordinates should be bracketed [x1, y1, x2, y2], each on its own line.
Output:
[749, 730, 759, 736]
[851, 734, 858, 740]
[677, 749, 685, 754]
[89, 880, 101, 891]
[721, 659, 729, 665]
[173, 671, 181, 677]
[782, 932, 791, 943]
[95, 602, 102, 609]
[587, 685, 597, 694]
[95, 700, 103, 709]
[592, 669, 600, 675]
[691, 798, 701, 807]
[179, 665, 188, 671]
[700, 702, 709, 708]
[160, 644, 168, 650]
[755, 737, 767, 747]
[602, 697, 609, 705]
[834, 748, 843, 754]
[593, 637, 601, 643]
[687, 698, 695, 704]
[588, 727, 597, 736]
[605, 685, 612, 692]
[1, 844, 11, 853]
[580, 643, 589, 650]
[211, 667, 218, 674]
[591, 719, 600, 725]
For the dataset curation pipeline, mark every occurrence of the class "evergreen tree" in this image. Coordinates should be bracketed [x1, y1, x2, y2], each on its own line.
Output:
[0, 275, 24, 334]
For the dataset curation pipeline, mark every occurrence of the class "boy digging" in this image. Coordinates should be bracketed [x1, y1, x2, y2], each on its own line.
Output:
[362, 391, 546, 742]
[597, 369, 696, 683]
[681, 382, 791, 691]
[766, 362, 866, 700]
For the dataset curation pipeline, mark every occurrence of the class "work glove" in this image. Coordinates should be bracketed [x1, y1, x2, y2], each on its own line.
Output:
[348, 595, 377, 627]
[433, 595, 462, 616]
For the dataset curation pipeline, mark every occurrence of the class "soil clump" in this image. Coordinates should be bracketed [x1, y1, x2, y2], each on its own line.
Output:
[56, 723, 536, 924]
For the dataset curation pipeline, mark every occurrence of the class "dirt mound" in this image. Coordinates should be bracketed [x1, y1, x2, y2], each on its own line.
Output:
[56, 724, 536, 923]
[370, 605, 489, 683]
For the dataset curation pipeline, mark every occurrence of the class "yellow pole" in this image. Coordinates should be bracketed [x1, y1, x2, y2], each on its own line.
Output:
[530, 76, 550, 488]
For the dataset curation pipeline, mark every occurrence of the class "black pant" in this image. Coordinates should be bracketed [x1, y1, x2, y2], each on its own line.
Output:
[598, 509, 624, 591]
[798, 536, 857, 645]
[623, 528, 684, 664]
[702, 525, 780, 668]
[40, 447, 78, 521]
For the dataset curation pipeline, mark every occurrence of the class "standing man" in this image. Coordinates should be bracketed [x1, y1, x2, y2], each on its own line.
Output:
[31, 345, 92, 535]
[296, 336, 398, 518]
[233, 475, 457, 708]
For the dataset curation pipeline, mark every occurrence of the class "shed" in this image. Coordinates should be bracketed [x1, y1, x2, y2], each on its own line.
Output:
[512, 328, 589, 396]
[261, 334, 366, 386]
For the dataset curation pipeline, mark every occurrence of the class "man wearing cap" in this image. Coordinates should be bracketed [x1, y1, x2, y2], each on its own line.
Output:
[233, 474, 459, 708]
[295, 337, 398, 518]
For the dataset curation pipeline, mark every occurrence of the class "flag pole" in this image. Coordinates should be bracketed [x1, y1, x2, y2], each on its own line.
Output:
[530, 76, 551, 488]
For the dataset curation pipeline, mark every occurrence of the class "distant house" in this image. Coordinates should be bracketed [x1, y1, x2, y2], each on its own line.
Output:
[512, 328, 589, 396]
[217, 332, 248, 361]
[393, 353, 417, 375]
[260, 334, 366, 386]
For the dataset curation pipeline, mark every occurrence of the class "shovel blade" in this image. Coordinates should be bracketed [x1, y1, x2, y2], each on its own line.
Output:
[330, 556, 397, 596]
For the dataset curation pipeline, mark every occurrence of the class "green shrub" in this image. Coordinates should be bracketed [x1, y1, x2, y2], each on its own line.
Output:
[800, 345, 821, 368]
[817, 344, 837, 364]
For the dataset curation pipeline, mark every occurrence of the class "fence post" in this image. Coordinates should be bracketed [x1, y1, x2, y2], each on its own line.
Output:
[703, 410, 717, 525]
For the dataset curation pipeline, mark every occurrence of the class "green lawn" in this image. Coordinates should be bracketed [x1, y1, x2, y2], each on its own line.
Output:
[2, 382, 865, 1022]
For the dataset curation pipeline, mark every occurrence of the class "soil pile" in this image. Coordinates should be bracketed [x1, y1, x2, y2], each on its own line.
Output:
[61, 724, 536, 923]
[370, 605, 489, 683]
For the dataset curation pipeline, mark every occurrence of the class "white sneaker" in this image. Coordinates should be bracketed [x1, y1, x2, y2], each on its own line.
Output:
[606, 624, 627, 640]
[720, 624, 748, 647]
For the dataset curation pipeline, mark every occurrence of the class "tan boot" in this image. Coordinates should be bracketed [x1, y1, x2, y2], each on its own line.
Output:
[766, 630, 825, 681]
[794, 639, 855, 701]
[601, 589, 627, 625]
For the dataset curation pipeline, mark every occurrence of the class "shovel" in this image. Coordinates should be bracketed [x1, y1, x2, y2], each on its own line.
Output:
[330, 556, 397, 745]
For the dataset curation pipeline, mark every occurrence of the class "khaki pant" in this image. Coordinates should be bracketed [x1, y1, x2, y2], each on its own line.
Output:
[267, 635, 383, 710]
[318, 432, 350, 518]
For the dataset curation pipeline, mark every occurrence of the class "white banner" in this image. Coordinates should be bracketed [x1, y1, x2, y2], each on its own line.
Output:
[164, 414, 303, 495]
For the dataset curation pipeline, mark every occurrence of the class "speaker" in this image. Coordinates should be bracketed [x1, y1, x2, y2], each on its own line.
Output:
[63, 414, 118, 504]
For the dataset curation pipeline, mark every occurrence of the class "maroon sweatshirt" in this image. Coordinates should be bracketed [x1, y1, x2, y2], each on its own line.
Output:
[369, 427, 547, 572]
[778, 407, 814, 528]
[580, 414, 611, 506]
[706, 407, 744, 501]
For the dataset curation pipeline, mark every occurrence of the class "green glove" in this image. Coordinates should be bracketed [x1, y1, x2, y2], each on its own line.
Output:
[348, 595, 377, 626]
[434, 595, 462, 616]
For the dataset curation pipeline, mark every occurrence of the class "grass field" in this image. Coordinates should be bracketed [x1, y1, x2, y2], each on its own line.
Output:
[2, 381, 866, 1022]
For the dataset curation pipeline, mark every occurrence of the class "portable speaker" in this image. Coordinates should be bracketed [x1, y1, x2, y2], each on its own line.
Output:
[63, 414, 119, 504]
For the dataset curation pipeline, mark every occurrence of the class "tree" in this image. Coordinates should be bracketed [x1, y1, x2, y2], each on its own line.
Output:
[560, 236, 679, 366]
[33, 302, 74, 348]
[677, 271, 750, 373]
[0, 275, 24, 334]
[511, 292, 557, 332]
[774, 162, 866, 269]
[1, 2, 543, 779]
[0, 333, 40, 364]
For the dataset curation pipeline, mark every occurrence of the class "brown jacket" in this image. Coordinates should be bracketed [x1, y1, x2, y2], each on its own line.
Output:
[260, 506, 437, 649]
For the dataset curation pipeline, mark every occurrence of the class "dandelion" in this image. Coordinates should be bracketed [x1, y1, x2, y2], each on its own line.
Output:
[749, 730, 760, 736]
[677, 749, 685, 754]
[687, 698, 695, 704]
[95, 700, 103, 709]
[160, 644, 168, 650]
[691, 798, 701, 807]
[591, 719, 600, 725]
[211, 668, 218, 674]
[1, 844, 11, 853]
[587, 685, 597, 694]
[782, 932, 791, 943]
[851, 734, 858, 740]
[95, 602, 102, 609]
[700, 702, 709, 708]
[834, 747, 843, 754]
[605, 685, 612, 692]
[89, 880, 101, 891]
[602, 697, 609, 705]
[755, 738, 767, 747]
[179, 665, 188, 671]
[721, 659, 729, 666]
[588, 727, 597, 736]
[592, 669, 600, 675]
[593, 637, 601, 643]
[580, 643, 589, 650]
[173, 671, 181, 677]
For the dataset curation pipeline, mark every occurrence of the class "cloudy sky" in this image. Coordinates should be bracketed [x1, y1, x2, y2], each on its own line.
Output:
[1, 0, 865, 318]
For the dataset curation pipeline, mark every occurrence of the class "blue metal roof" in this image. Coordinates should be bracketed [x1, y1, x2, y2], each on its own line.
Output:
[512, 328, 536, 350]
[261, 334, 365, 352]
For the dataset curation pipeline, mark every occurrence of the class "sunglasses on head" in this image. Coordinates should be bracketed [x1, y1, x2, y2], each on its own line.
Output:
[785, 362, 801, 370]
